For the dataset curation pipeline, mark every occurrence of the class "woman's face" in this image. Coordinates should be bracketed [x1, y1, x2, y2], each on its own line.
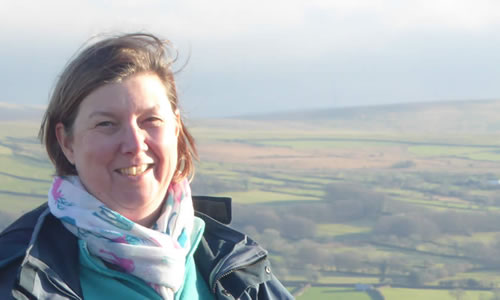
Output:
[56, 73, 179, 225]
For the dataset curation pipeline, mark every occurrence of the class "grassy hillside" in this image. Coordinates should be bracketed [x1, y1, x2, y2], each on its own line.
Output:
[3, 99, 500, 299]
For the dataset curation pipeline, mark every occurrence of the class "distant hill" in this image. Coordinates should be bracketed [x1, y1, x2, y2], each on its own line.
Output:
[3, 99, 500, 134]
[231, 99, 500, 133]
[0, 102, 44, 122]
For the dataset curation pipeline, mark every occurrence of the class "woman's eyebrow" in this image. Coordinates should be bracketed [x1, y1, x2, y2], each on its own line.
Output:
[141, 105, 175, 118]
[88, 106, 165, 119]
[88, 111, 117, 119]
[142, 104, 162, 113]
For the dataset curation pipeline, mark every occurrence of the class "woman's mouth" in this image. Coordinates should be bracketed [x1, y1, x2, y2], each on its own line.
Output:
[116, 164, 153, 176]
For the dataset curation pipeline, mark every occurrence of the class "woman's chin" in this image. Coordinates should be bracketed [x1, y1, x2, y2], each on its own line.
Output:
[125, 195, 158, 209]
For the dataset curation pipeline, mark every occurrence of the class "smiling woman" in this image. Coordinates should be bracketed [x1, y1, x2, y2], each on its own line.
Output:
[0, 33, 292, 299]
[55, 73, 180, 228]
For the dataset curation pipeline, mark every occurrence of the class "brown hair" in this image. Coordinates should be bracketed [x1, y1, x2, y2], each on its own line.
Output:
[39, 33, 197, 181]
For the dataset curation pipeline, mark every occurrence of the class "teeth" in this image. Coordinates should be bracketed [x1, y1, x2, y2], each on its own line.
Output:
[118, 164, 150, 176]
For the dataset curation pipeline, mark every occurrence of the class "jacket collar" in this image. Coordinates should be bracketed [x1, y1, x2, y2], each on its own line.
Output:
[2, 197, 257, 299]
[194, 211, 269, 296]
[17, 206, 82, 298]
[193, 195, 232, 224]
[13, 196, 231, 298]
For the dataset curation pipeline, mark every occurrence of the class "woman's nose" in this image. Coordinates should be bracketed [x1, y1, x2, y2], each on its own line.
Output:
[120, 124, 148, 154]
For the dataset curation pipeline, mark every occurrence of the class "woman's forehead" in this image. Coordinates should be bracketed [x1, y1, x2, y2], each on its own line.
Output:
[78, 74, 174, 117]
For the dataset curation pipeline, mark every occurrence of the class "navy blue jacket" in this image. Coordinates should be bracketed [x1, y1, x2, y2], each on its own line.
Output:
[0, 197, 293, 299]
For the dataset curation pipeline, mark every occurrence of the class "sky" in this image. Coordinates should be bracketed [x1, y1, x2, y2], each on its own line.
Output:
[2, 0, 500, 117]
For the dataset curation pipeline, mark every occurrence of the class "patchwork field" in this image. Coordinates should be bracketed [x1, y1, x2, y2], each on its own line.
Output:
[4, 100, 500, 299]
[379, 287, 494, 300]
[297, 287, 371, 300]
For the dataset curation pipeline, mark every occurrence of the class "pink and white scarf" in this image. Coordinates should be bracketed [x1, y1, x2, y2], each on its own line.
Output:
[48, 176, 195, 300]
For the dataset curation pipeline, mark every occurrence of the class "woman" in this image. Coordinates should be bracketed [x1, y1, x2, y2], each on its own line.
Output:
[0, 33, 293, 299]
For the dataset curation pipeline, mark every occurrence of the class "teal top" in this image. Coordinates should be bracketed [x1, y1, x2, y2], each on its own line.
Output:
[78, 217, 214, 300]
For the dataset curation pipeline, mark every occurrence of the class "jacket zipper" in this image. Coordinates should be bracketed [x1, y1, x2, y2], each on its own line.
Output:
[21, 253, 81, 300]
[42, 267, 81, 300]
[32, 265, 82, 300]
[211, 256, 266, 294]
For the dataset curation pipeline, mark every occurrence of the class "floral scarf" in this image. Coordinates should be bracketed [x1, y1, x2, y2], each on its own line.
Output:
[47, 176, 195, 300]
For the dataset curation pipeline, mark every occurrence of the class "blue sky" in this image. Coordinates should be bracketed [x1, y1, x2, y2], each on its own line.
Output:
[2, 0, 500, 117]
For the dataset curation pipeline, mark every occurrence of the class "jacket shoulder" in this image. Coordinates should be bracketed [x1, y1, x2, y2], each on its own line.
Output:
[195, 212, 293, 299]
[0, 203, 48, 266]
[0, 203, 48, 298]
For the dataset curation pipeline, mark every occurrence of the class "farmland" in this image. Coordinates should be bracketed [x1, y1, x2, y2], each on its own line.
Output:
[3, 100, 500, 299]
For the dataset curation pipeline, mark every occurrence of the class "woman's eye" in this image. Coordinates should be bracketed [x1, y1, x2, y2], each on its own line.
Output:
[144, 117, 163, 126]
[96, 121, 114, 127]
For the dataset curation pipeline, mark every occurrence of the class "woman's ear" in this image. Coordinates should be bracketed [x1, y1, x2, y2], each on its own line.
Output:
[55, 123, 75, 165]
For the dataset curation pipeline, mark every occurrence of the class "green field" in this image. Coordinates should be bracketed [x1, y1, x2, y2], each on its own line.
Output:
[318, 276, 379, 285]
[297, 287, 371, 300]
[317, 223, 371, 238]
[409, 145, 500, 162]
[380, 287, 493, 300]
[0, 193, 46, 214]
[4, 102, 500, 298]
[215, 189, 318, 204]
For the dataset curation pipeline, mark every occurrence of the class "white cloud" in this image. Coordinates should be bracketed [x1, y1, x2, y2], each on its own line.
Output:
[2, 0, 500, 48]
[2, 0, 500, 115]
